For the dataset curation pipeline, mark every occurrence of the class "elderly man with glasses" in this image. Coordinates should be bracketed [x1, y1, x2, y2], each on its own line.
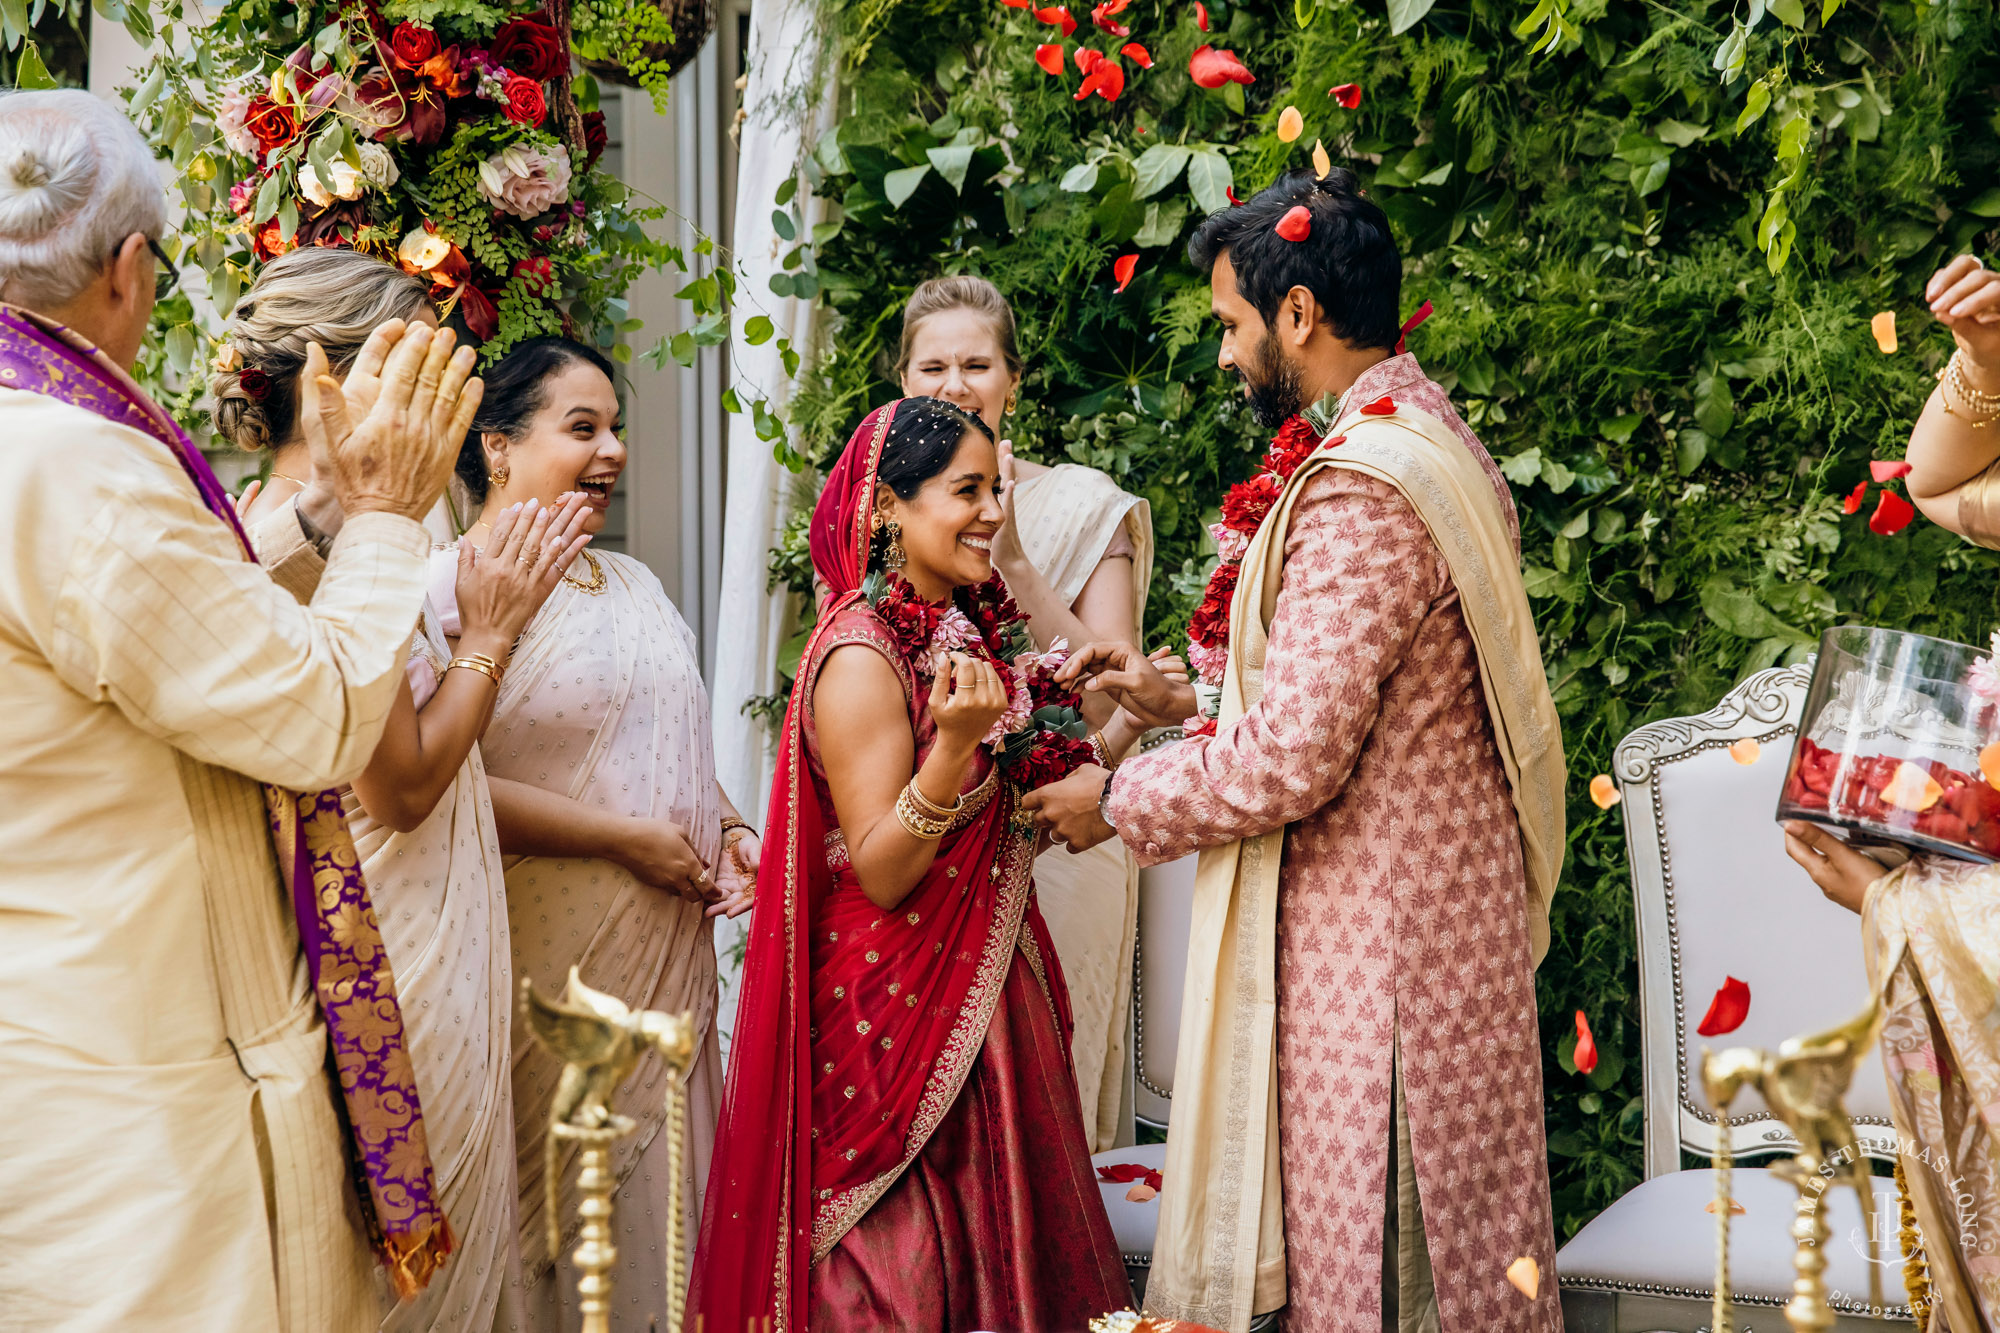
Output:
[0, 90, 481, 1332]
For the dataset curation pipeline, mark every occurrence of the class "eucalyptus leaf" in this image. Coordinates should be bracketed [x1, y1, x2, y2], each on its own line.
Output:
[772, 209, 797, 241]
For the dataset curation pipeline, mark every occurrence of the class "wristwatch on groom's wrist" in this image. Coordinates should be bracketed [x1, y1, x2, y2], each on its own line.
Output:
[1096, 770, 1118, 834]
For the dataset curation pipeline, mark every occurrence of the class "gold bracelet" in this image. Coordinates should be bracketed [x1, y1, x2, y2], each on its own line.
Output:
[894, 783, 952, 840]
[447, 653, 504, 686]
[720, 816, 755, 840]
[904, 780, 962, 822]
[1940, 350, 2000, 428]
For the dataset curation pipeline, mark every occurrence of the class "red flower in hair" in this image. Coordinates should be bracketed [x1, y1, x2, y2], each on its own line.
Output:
[1220, 472, 1281, 533]
[236, 366, 272, 401]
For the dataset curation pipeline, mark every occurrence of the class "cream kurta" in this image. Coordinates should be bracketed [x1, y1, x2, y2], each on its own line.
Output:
[1012, 463, 1151, 1151]
[462, 549, 725, 1333]
[0, 387, 429, 1332]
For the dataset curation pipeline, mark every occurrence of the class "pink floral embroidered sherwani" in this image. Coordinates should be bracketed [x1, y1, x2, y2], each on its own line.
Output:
[1107, 354, 1563, 1333]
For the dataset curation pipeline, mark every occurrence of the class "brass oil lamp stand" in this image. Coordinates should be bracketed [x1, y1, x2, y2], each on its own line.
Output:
[1700, 999, 1886, 1333]
[523, 967, 697, 1333]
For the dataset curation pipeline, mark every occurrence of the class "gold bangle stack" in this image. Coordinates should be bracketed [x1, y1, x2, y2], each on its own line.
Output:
[1089, 730, 1117, 771]
[1940, 349, 2000, 428]
[894, 780, 961, 841]
[720, 815, 755, 843]
[448, 652, 505, 686]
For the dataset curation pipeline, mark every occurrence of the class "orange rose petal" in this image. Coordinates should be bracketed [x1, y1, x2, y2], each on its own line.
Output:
[1729, 738, 1762, 766]
[1506, 1255, 1540, 1300]
[1125, 1182, 1158, 1203]
[1312, 138, 1332, 177]
[1981, 742, 2000, 790]
[1881, 760, 1944, 813]
[1872, 311, 1898, 354]
[1704, 1197, 1748, 1216]
[1589, 773, 1621, 809]
[1277, 105, 1304, 142]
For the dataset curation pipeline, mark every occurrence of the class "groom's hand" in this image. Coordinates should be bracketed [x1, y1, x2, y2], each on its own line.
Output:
[1055, 641, 1199, 731]
[1022, 765, 1117, 854]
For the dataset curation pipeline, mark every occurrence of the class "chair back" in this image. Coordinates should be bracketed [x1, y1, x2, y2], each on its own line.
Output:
[1133, 851, 1196, 1129]
[1615, 663, 1898, 1178]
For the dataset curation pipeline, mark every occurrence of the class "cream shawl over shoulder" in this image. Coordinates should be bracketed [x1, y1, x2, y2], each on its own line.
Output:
[1143, 401, 1565, 1329]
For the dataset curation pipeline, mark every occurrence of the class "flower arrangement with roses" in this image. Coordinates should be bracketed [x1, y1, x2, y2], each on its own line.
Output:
[863, 572, 1098, 792]
[119, 0, 707, 410]
[1182, 412, 1328, 736]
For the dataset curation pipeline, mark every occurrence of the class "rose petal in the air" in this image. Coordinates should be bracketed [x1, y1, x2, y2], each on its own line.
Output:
[1312, 138, 1332, 177]
[1843, 480, 1868, 515]
[1870, 488, 1916, 536]
[1573, 1009, 1598, 1075]
[1035, 43, 1064, 74]
[1506, 1256, 1540, 1301]
[1328, 82, 1362, 108]
[1872, 310, 1897, 354]
[1359, 394, 1396, 415]
[1035, 4, 1078, 36]
[1113, 253, 1139, 292]
[1274, 204, 1311, 242]
[1589, 774, 1620, 809]
[1121, 42, 1152, 66]
[1195, 0, 1208, 28]
[1695, 975, 1752, 1037]
[1075, 45, 1104, 72]
[1188, 44, 1253, 88]
[1276, 105, 1303, 142]
[1871, 459, 1913, 482]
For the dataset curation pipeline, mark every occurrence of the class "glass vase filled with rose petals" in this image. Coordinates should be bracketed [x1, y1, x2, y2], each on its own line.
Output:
[1778, 625, 2000, 862]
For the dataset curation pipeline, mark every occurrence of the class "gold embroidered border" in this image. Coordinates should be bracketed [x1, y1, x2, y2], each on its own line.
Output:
[806, 796, 1037, 1261]
[1016, 914, 1058, 1022]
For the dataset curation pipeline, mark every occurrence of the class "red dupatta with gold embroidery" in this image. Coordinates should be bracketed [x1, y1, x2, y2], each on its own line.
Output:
[691, 401, 1043, 1332]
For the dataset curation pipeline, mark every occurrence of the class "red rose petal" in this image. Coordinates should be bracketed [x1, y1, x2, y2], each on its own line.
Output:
[1695, 975, 1752, 1037]
[1075, 45, 1104, 72]
[1359, 394, 1396, 415]
[1002, 0, 1032, 8]
[1195, 0, 1208, 28]
[1843, 480, 1867, 514]
[1035, 4, 1078, 35]
[1573, 1010, 1598, 1075]
[1188, 44, 1254, 88]
[1870, 488, 1916, 536]
[1113, 253, 1139, 292]
[1035, 43, 1064, 74]
[1096, 59, 1125, 100]
[1328, 82, 1362, 108]
[1871, 459, 1913, 482]
[1120, 40, 1153, 66]
[1226, 186, 1241, 205]
[1274, 204, 1311, 241]
[1091, 0, 1131, 34]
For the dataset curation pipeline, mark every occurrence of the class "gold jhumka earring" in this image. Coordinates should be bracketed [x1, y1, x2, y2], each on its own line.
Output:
[872, 511, 907, 569]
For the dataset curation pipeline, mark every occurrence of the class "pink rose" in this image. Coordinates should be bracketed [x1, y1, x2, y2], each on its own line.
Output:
[474, 142, 571, 219]
[216, 83, 259, 156]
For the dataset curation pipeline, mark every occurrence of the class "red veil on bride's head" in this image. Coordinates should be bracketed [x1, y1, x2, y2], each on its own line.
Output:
[808, 399, 899, 601]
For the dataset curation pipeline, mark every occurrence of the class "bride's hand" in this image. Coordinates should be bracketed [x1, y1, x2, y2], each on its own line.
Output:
[707, 828, 760, 919]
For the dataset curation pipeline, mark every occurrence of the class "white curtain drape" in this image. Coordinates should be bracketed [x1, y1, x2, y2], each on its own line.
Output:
[709, 0, 839, 1055]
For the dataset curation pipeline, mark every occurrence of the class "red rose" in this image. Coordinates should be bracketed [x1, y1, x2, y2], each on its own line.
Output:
[242, 96, 298, 155]
[501, 72, 547, 127]
[236, 366, 272, 401]
[582, 110, 608, 167]
[492, 18, 568, 81]
[1006, 732, 1097, 790]
[514, 254, 557, 295]
[1220, 472, 1281, 533]
[1260, 415, 1323, 478]
[458, 284, 499, 342]
[388, 21, 439, 70]
[1187, 561, 1238, 649]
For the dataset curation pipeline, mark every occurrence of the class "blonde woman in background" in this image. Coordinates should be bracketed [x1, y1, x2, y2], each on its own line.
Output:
[213, 247, 434, 530]
[212, 248, 580, 1332]
[898, 274, 1154, 1151]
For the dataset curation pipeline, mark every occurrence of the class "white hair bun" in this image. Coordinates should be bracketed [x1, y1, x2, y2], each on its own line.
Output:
[0, 90, 166, 307]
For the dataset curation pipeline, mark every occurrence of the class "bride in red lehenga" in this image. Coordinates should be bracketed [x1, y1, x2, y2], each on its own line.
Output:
[691, 397, 1131, 1332]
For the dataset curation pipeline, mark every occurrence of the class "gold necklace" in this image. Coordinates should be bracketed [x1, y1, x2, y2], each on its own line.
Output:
[562, 548, 608, 595]
[271, 472, 308, 487]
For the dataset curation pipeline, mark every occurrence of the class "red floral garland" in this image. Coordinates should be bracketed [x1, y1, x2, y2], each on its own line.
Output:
[1183, 414, 1335, 736]
[867, 572, 1096, 790]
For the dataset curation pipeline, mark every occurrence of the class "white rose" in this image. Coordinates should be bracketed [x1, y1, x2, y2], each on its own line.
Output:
[300, 156, 363, 208]
[355, 140, 399, 192]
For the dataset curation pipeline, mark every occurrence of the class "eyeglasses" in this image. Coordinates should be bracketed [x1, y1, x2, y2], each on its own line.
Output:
[113, 235, 180, 301]
[144, 236, 180, 301]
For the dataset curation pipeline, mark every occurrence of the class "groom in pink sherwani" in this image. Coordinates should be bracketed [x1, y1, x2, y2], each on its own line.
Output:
[1027, 170, 1566, 1333]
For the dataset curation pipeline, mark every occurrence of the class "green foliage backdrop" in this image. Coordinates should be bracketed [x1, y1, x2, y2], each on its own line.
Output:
[762, 0, 2000, 1234]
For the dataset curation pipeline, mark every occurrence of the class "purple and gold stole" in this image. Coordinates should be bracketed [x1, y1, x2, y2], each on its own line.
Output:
[0, 305, 454, 1296]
